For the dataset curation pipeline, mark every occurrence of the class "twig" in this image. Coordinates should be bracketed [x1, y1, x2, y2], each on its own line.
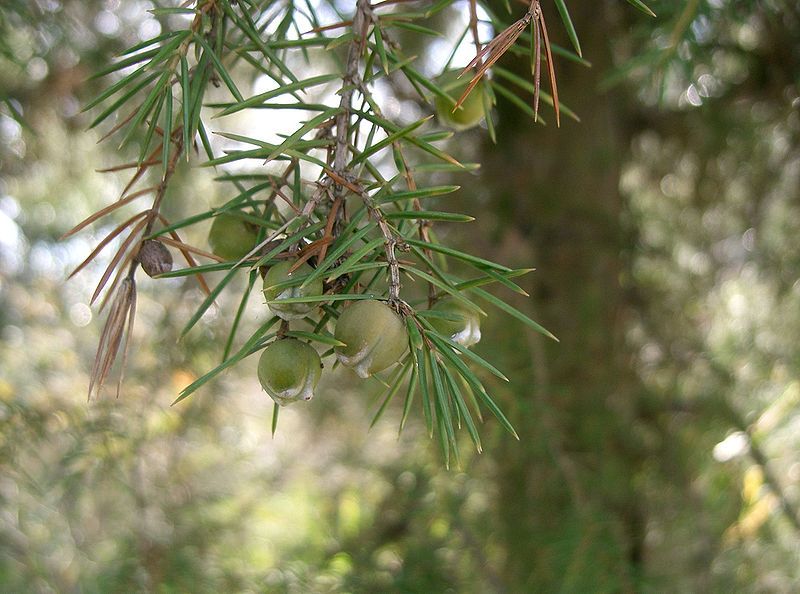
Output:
[392, 140, 436, 304]
[325, 0, 403, 303]
[334, 173, 403, 303]
[68, 211, 149, 279]
[61, 185, 158, 240]
[89, 278, 136, 399]
[82, 1, 243, 399]
[332, 0, 371, 186]
[457, 0, 560, 126]
[468, 0, 482, 66]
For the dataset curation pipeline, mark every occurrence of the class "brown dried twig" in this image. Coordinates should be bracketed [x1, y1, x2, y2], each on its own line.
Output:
[67, 211, 150, 280]
[359, 73, 436, 304]
[89, 277, 137, 400]
[77, 3, 233, 399]
[85, 127, 186, 397]
[456, 0, 560, 126]
[468, 0, 482, 66]
[60, 185, 158, 241]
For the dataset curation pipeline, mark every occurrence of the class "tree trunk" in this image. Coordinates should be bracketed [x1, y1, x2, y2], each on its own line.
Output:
[475, 3, 649, 590]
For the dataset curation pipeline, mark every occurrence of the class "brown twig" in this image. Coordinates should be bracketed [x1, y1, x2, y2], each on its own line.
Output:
[332, 0, 370, 189]
[456, 0, 560, 126]
[68, 211, 150, 279]
[537, 3, 560, 126]
[468, 0, 482, 67]
[96, 158, 161, 173]
[309, 195, 343, 266]
[89, 131, 186, 398]
[91, 216, 150, 305]
[532, 1, 541, 118]
[89, 278, 137, 399]
[317, 0, 399, 295]
[351, 70, 436, 304]
[60, 185, 158, 240]
[336, 175, 403, 303]
[84, 2, 228, 398]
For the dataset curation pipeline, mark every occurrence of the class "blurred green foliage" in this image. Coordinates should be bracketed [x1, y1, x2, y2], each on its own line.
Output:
[1, 1, 799, 592]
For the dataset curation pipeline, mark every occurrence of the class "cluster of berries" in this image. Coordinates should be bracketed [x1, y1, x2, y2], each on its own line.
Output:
[207, 213, 482, 407]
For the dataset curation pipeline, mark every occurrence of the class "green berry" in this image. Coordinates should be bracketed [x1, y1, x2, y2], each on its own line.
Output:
[262, 261, 323, 321]
[434, 69, 487, 131]
[429, 298, 482, 347]
[208, 212, 258, 260]
[257, 338, 322, 406]
[334, 300, 408, 378]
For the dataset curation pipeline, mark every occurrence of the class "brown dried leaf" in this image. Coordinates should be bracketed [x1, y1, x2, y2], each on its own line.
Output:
[114, 279, 137, 398]
[99, 251, 136, 311]
[96, 108, 138, 144]
[157, 235, 223, 262]
[156, 214, 212, 296]
[532, 11, 541, 120]
[91, 216, 149, 305]
[97, 158, 160, 173]
[89, 277, 136, 399]
[454, 15, 530, 111]
[119, 143, 163, 197]
[539, 11, 560, 127]
[68, 211, 149, 279]
[60, 186, 156, 240]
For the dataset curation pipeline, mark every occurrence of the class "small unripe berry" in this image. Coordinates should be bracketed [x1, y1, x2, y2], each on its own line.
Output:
[257, 338, 322, 406]
[262, 261, 323, 321]
[434, 69, 487, 131]
[208, 212, 258, 260]
[429, 298, 482, 347]
[334, 300, 408, 378]
[137, 239, 173, 277]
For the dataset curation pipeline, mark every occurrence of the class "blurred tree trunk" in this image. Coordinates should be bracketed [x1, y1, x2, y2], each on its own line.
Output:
[477, 3, 649, 590]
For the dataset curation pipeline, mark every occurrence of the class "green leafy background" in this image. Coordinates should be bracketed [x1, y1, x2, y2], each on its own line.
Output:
[1, 0, 799, 592]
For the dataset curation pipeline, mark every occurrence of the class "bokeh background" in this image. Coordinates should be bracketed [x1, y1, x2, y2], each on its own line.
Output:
[2, 1, 800, 592]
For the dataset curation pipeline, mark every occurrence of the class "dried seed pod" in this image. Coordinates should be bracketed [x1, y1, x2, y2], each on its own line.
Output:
[137, 239, 173, 277]
[434, 69, 487, 131]
[334, 300, 408, 378]
[429, 298, 482, 347]
[262, 261, 323, 321]
[257, 338, 322, 406]
[208, 212, 258, 260]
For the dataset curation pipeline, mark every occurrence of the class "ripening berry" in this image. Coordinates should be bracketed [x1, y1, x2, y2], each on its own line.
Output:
[208, 212, 258, 260]
[334, 300, 408, 378]
[257, 338, 322, 406]
[262, 261, 323, 321]
[434, 69, 487, 131]
[429, 298, 482, 347]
